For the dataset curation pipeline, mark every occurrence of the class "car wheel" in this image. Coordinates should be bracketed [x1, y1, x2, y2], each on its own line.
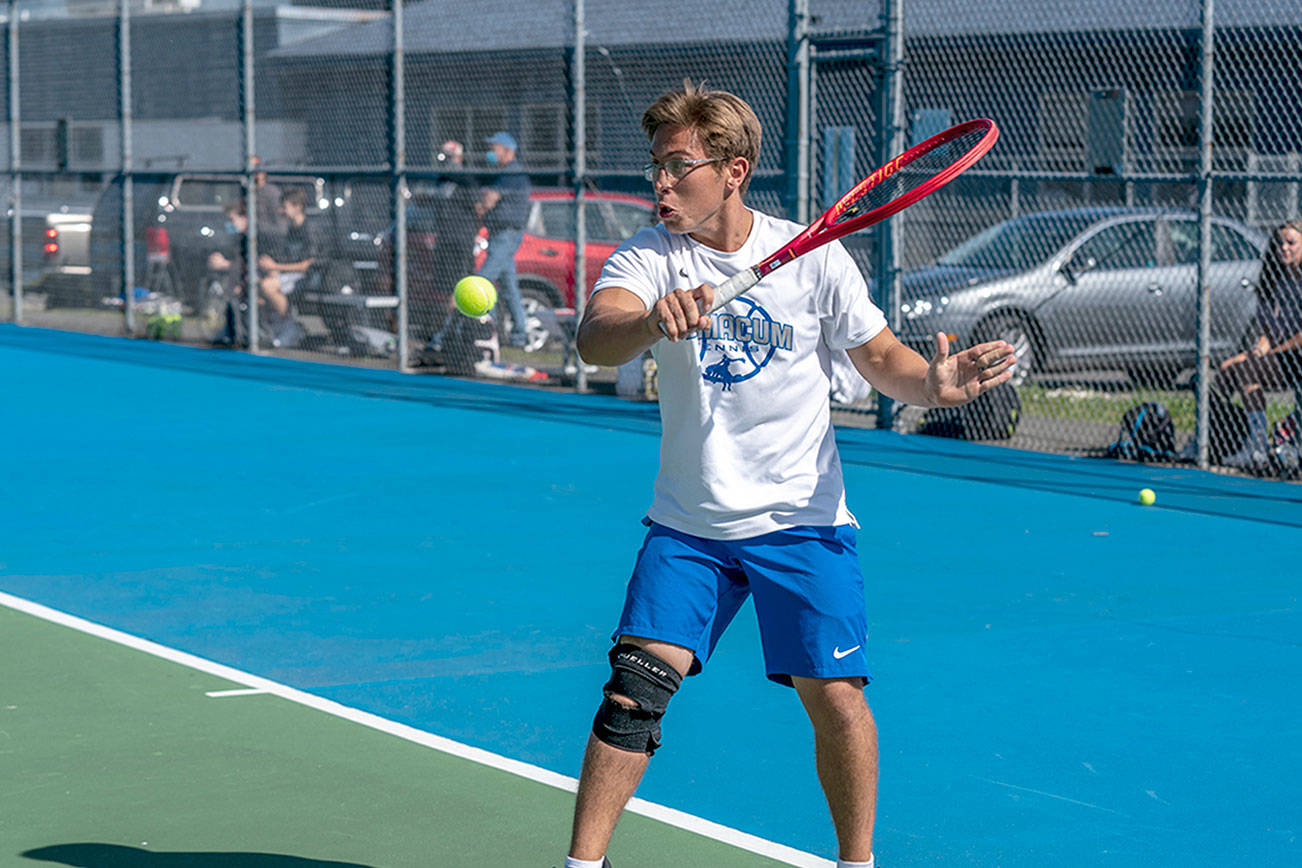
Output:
[500, 284, 561, 353]
[974, 313, 1036, 386]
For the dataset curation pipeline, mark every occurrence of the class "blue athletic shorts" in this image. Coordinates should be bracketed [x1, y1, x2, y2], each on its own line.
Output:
[614, 520, 871, 687]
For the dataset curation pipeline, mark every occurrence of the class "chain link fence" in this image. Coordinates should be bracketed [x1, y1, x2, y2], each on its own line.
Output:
[3, 0, 1299, 479]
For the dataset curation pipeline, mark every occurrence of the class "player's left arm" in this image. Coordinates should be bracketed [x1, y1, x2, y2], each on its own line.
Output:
[846, 328, 1016, 408]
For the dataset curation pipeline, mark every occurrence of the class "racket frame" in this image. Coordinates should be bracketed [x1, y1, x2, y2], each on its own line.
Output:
[707, 118, 999, 312]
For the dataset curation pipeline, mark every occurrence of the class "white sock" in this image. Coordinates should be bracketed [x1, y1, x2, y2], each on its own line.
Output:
[837, 858, 874, 868]
[564, 858, 605, 868]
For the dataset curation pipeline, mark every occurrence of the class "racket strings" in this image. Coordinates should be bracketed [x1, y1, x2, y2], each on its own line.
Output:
[832, 128, 988, 226]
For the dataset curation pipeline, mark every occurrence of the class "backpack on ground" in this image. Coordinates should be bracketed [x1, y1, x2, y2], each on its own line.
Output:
[1107, 401, 1175, 462]
[441, 313, 500, 376]
[1270, 408, 1301, 478]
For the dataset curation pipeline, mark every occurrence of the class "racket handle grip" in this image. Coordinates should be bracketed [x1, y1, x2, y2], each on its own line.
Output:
[708, 267, 761, 313]
[654, 267, 761, 337]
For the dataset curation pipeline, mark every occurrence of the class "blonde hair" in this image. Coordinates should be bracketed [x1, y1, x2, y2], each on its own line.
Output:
[1260, 218, 1302, 303]
[641, 81, 761, 195]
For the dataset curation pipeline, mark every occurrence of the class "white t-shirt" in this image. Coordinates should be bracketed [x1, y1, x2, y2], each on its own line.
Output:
[593, 209, 887, 540]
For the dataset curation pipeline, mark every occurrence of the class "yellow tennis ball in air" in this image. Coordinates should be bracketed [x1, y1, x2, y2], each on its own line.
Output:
[454, 276, 497, 318]
[1138, 488, 1156, 506]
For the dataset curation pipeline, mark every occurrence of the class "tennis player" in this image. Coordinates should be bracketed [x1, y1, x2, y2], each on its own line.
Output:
[563, 83, 1015, 868]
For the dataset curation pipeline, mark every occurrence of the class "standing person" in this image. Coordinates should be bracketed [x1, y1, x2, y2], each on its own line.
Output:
[418, 140, 483, 366]
[563, 82, 1016, 868]
[1215, 218, 1302, 468]
[250, 155, 287, 243]
[477, 131, 532, 348]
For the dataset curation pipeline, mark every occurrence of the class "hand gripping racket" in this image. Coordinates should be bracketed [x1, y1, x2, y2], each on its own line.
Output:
[663, 118, 999, 331]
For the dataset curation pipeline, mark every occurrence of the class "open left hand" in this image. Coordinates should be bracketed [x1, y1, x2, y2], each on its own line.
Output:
[925, 332, 1017, 406]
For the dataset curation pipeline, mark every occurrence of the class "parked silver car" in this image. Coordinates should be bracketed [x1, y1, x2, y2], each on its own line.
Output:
[894, 208, 1267, 386]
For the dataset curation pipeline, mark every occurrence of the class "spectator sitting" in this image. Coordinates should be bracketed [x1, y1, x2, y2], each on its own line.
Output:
[1215, 218, 1302, 468]
[210, 196, 306, 349]
[207, 199, 248, 294]
[256, 188, 318, 318]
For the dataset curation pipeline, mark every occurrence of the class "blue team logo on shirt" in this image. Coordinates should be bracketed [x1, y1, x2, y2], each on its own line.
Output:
[697, 297, 793, 390]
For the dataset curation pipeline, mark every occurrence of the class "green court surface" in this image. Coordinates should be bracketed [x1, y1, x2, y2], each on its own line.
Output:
[0, 604, 793, 868]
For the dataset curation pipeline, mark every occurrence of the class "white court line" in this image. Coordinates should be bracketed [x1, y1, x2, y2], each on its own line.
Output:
[205, 687, 271, 698]
[0, 590, 833, 868]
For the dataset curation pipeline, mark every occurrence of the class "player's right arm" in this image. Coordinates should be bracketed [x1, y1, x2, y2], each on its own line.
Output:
[576, 285, 713, 366]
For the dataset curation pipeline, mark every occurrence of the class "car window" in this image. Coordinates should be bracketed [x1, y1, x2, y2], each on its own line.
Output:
[1159, 219, 1197, 266]
[1161, 218, 1260, 265]
[938, 212, 1096, 270]
[603, 202, 654, 242]
[584, 206, 610, 242]
[175, 180, 244, 209]
[1211, 223, 1259, 262]
[340, 181, 393, 229]
[1072, 221, 1156, 271]
[534, 202, 576, 240]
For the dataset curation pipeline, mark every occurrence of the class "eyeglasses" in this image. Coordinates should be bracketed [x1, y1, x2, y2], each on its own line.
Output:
[641, 157, 724, 183]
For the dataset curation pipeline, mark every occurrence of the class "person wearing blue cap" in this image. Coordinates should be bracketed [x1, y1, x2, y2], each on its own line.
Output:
[477, 131, 532, 348]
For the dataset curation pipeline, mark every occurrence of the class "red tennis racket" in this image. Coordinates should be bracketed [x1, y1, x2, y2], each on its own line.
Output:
[694, 118, 999, 317]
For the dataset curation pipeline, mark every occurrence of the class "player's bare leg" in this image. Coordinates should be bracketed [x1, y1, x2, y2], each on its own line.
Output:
[792, 675, 878, 862]
[568, 734, 651, 860]
[569, 637, 695, 861]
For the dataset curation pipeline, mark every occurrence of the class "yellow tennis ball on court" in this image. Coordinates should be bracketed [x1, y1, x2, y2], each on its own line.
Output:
[454, 276, 497, 318]
[1138, 488, 1156, 506]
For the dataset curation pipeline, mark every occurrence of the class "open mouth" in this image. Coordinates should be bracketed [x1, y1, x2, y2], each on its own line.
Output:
[658, 205, 677, 221]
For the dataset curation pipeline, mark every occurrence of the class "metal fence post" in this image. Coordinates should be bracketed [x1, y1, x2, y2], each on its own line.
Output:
[785, 0, 810, 224]
[573, 0, 587, 391]
[1194, 0, 1216, 469]
[119, 0, 135, 335]
[8, 0, 20, 325]
[241, 0, 259, 352]
[874, 0, 905, 430]
[393, 0, 408, 369]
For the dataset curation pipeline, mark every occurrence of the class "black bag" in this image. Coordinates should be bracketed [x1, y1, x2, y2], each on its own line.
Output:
[1107, 401, 1175, 462]
[441, 314, 499, 376]
[918, 386, 1021, 441]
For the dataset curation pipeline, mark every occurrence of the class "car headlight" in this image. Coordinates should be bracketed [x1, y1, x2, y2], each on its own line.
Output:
[901, 295, 949, 320]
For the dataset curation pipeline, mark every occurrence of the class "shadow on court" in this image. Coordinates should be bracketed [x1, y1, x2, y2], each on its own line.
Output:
[22, 844, 376, 867]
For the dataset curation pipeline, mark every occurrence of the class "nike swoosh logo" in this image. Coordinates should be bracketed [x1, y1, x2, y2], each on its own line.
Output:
[833, 645, 860, 659]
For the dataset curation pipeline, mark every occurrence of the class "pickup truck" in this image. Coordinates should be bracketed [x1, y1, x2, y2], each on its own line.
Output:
[1, 203, 94, 306]
[88, 174, 392, 318]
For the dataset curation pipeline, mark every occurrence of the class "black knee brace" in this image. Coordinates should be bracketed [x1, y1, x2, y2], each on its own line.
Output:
[591, 643, 683, 755]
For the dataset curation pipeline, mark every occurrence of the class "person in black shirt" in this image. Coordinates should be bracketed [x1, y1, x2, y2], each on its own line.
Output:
[478, 132, 532, 348]
[257, 188, 317, 318]
[1215, 219, 1302, 467]
[418, 140, 484, 365]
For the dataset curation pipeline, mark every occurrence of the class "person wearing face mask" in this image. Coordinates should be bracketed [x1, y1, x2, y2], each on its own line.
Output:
[476, 131, 532, 348]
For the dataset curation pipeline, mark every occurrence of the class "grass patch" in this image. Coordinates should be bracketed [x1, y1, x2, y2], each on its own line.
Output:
[1020, 382, 1295, 432]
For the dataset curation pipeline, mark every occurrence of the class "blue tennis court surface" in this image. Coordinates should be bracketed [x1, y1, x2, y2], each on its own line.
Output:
[2, 324, 1299, 866]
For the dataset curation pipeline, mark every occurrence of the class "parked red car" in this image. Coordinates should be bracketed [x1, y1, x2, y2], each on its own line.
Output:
[381, 186, 654, 350]
[484, 188, 657, 310]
